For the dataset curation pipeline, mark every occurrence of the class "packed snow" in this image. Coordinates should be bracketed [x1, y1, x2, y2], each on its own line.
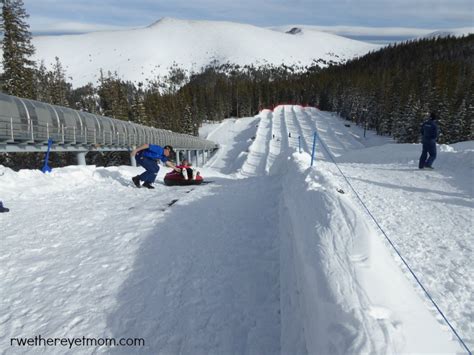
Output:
[0, 18, 378, 88]
[0, 106, 472, 354]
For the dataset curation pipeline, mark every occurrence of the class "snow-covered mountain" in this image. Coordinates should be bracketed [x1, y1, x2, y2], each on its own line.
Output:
[27, 17, 378, 87]
[421, 27, 474, 39]
[271, 24, 474, 44]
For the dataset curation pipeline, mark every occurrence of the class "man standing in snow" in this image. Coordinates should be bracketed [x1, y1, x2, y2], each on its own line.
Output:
[131, 144, 178, 189]
[418, 112, 439, 169]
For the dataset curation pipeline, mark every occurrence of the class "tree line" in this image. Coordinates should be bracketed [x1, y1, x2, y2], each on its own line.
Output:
[311, 35, 473, 143]
[178, 35, 473, 144]
[1, 0, 472, 169]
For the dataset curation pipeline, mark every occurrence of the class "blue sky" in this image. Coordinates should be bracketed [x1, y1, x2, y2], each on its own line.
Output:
[23, 0, 473, 38]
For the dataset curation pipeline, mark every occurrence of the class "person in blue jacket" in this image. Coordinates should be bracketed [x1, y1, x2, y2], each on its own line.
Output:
[131, 144, 179, 189]
[418, 112, 439, 169]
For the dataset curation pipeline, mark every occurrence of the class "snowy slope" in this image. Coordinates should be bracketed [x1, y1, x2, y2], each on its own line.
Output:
[271, 24, 474, 42]
[11, 18, 377, 87]
[421, 28, 474, 39]
[1, 107, 472, 354]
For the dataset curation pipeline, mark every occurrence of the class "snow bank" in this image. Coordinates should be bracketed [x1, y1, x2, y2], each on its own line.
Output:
[278, 152, 463, 354]
[279, 153, 385, 354]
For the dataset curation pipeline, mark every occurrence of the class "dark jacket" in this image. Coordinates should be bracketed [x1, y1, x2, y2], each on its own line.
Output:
[420, 117, 439, 143]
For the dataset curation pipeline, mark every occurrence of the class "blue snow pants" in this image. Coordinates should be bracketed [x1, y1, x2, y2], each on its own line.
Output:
[136, 154, 160, 183]
[419, 140, 437, 168]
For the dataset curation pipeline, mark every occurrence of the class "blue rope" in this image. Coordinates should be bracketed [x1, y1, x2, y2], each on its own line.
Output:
[316, 133, 472, 355]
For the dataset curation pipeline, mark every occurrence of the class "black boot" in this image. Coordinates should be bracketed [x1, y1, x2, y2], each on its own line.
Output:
[143, 182, 155, 189]
[0, 201, 9, 213]
[132, 175, 141, 188]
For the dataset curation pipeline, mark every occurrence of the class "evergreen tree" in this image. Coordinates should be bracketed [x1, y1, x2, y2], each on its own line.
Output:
[31, 58, 72, 108]
[34, 60, 51, 102]
[49, 56, 69, 106]
[70, 83, 98, 113]
[131, 82, 148, 124]
[0, 0, 35, 98]
[97, 70, 130, 120]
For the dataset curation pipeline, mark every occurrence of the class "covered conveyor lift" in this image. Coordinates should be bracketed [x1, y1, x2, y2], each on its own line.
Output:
[0, 93, 218, 166]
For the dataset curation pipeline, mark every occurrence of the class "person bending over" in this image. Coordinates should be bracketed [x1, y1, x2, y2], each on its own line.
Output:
[131, 144, 179, 189]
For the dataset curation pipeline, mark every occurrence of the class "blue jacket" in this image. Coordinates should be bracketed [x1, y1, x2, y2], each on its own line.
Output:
[420, 119, 439, 143]
[141, 144, 169, 162]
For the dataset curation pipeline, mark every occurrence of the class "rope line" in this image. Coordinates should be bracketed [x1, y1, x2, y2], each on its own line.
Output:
[316, 132, 472, 355]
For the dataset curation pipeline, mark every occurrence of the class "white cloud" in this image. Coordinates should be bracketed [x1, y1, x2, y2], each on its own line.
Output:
[28, 16, 134, 35]
[22, 0, 474, 35]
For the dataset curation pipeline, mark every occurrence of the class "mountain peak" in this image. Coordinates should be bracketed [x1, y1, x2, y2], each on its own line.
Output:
[147, 17, 182, 28]
[286, 27, 302, 35]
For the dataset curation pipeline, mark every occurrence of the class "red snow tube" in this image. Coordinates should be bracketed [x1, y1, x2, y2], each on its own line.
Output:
[164, 170, 204, 186]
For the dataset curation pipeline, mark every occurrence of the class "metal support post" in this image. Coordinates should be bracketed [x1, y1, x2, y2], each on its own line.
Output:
[76, 152, 87, 166]
[310, 132, 317, 167]
[194, 150, 199, 167]
[130, 153, 137, 167]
